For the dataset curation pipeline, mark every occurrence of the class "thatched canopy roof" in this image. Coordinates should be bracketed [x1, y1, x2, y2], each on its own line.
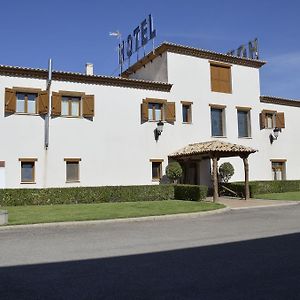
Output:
[169, 140, 257, 159]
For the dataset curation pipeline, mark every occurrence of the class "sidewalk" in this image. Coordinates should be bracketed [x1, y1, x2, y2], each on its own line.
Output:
[214, 197, 299, 210]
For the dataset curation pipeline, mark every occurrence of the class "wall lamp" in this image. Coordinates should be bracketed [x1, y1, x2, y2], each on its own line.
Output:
[270, 127, 281, 144]
[154, 120, 164, 141]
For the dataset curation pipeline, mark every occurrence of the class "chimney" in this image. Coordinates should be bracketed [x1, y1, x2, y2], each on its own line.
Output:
[85, 63, 94, 75]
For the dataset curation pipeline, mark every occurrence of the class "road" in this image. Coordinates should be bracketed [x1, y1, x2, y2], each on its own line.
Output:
[1, 205, 300, 299]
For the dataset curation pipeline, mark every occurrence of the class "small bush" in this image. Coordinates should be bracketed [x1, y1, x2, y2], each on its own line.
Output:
[219, 162, 234, 183]
[174, 185, 208, 201]
[166, 162, 183, 183]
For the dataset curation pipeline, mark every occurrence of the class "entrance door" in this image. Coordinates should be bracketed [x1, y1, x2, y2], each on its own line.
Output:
[184, 162, 198, 185]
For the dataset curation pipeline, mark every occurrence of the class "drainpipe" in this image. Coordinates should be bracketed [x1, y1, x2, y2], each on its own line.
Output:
[45, 58, 52, 149]
[44, 59, 52, 188]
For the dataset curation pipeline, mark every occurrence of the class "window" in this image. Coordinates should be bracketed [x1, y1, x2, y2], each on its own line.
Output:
[19, 158, 37, 183]
[16, 92, 38, 114]
[210, 63, 232, 94]
[65, 159, 81, 182]
[148, 102, 163, 121]
[260, 110, 285, 129]
[237, 108, 251, 138]
[271, 160, 286, 180]
[150, 159, 163, 181]
[181, 101, 192, 123]
[141, 98, 176, 123]
[51, 92, 95, 118]
[5, 88, 49, 115]
[210, 106, 226, 137]
[61, 96, 81, 117]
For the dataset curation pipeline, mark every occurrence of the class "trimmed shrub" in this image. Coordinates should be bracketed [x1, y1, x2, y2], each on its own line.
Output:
[224, 180, 300, 198]
[174, 184, 208, 201]
[0, 185, 174, 207]
[166, 162, 183, 183]
[219, 162, 234, 183]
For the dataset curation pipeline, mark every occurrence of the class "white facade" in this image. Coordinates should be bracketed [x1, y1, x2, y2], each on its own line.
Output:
[0, 42, 299, 188]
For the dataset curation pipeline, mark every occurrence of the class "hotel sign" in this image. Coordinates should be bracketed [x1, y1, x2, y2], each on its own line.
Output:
[118, 14, 156, 66]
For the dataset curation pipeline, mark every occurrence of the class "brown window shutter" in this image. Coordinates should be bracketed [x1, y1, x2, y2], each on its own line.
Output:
[165, 102, 176, 123]
[38, 90, 49, 115]
[5, 88, 16, 113]
[82, 94, 95, 117]
[259, 112, 266, 129]
[141, 101, 148, 122]
[51, 92, 61, 116]
[276, 112, 285, 129]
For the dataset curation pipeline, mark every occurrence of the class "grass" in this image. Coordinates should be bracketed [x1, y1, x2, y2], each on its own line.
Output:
[256, 191, 300, 201]
[2, 200, 224, 225]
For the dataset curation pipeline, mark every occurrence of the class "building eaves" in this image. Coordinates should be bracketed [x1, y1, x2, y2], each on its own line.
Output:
[260, 95, 300, 108]
[122, 42, 266, 77]
[0, 64, 172, 92]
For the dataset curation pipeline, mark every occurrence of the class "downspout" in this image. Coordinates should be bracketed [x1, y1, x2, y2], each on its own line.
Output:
[45, 58, 52, 149]
[44, 59, 52, 188]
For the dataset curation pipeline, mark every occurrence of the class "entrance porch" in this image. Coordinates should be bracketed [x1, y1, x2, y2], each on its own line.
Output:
[169, 140, 257, 202]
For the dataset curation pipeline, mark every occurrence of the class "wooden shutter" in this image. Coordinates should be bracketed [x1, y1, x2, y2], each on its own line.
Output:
[210, 65, 219, 92]
[82, 94, 95, 117]
[51, 92, 61, 116]
[211, 64, 231, 93]
[5, 88, 16, 113]
[38, 90, 49, 115]
[141, 101, 148, 122]
[165, 102, 176, 123]
[276, 112, 285, 129]
[259, 112, 266, 129]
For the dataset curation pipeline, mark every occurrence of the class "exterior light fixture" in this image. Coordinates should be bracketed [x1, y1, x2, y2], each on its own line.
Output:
[270, 127, 281, 144]
[154, 120, 164, 141]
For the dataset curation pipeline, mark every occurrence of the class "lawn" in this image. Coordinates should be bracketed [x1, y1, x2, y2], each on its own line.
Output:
[256, 191, 300, 201]
[2, 200, 224, 225]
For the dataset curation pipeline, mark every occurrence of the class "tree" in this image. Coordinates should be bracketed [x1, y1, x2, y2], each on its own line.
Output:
[166, 162, 183, 184]
[219, 162, 234, 183]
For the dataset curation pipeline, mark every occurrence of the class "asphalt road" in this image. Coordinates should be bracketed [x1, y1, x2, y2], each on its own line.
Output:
[1, 205, 300, 299]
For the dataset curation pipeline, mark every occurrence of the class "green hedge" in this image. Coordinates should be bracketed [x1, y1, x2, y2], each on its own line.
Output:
[224, 180, 300, 198]
[0, 184, 208, 206]
[0, 185, 174, 207]
[174, 184, 208, 201]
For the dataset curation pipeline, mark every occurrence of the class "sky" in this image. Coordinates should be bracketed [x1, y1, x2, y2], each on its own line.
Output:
[0, 0, 299, 99]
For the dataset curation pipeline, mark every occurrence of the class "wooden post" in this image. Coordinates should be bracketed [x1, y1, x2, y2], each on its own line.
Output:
[242, 155, 250, 200]
[212, 156, 219, 202]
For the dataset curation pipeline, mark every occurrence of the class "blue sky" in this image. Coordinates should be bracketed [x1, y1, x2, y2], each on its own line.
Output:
[0, 0, 299, 98]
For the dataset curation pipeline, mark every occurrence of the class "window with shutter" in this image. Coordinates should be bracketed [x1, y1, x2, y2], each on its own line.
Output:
[141, 98, 175, 123]
[210, 63, 232, 94]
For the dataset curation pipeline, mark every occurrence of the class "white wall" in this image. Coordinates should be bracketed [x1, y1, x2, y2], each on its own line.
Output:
[1, 50, 299, 189]
[128, 52, 168, 82]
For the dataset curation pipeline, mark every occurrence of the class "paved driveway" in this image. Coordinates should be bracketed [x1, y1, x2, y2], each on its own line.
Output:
[216, 197, 299, 209]
[1, 205, 300, 299]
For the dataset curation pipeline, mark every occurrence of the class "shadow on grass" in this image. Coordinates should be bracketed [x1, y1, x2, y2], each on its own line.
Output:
[1, 233, 300, 299]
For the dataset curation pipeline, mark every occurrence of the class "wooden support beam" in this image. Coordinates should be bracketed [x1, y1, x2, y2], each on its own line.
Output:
[212, 156, 219, 202]
[242, 155, 250, 200]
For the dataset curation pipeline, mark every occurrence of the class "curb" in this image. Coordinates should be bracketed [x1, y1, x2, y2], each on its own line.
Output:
[230, 201, 299, 211]
[0, 207, 230, 230]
